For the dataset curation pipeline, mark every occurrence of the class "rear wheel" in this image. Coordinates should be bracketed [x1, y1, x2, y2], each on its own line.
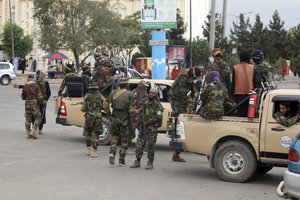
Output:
[0, 75, 10, 85]
[214, 140, 257, 183]
[99, 117, 111, 145]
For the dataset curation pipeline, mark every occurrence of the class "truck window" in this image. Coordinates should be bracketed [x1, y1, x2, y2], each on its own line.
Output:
[272, 101, 299, 119]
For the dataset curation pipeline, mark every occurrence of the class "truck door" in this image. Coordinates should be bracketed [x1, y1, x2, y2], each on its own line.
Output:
[262, 95, 300, 162]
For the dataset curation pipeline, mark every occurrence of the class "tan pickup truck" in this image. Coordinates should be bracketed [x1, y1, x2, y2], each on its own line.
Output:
[168, 89, 300, 182]
[55, 77, 173, 145]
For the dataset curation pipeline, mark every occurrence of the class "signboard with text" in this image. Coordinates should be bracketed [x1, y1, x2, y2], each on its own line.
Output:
[141, 0, 177, 29]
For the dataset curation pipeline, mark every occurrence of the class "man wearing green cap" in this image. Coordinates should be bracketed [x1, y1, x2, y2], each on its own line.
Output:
[81, 82, 108, 158]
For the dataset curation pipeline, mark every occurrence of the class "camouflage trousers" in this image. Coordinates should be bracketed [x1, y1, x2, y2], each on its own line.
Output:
[85, 114, 102, 149]
[169, 98, 187, 113]
[109, 115, 130, 161]
[135, 131, 158, 163]
[24, 100, 41, 133]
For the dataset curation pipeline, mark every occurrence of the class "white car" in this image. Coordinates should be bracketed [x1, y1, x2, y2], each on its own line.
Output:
[0, 62, 16, 85]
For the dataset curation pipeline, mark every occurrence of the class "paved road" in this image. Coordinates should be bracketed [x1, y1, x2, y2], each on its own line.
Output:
[0, 82, 298, 200]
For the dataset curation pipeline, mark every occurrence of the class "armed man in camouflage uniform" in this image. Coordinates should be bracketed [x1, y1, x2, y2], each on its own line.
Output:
[127, 80, 150, 154]
[107, 78, 135, 166]
[199, 71, 228, 120]
[81, 82, 109, 158]
[81, 64, 91, 93]
[21, 74, 43, 139]
[208, 48, 231, 96]
[251, 49, 273, 88]
[57, 65, 77, 96]
[130, 88, 163, 170]
[274, 101, 299, 127]
[168, 67, 202, 162]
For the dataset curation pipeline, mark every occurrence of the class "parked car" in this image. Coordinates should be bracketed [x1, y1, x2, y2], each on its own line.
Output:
[277, 132, 300, 199]
[114, 68, 145, 79]
[0, 62, 16, 85]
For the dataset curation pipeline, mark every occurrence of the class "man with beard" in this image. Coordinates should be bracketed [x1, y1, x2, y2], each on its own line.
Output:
[130, 88, 163, 170]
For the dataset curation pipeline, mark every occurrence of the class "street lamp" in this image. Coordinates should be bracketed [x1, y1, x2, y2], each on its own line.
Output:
[227, 11, 252, 54]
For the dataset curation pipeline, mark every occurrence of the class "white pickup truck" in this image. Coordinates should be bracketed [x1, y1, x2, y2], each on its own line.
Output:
[168, 89, 300, 182]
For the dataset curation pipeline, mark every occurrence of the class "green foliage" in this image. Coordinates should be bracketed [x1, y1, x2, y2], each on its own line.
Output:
[188, 37, 210, 67]
[33, 0, 123, 69]
[167, 9, 187, 46]
[230, 14, 252, 52]
[202, 13, 233, 55]
[265, 10, 287, 64]
[2, 22, 33, 58]
[287, 24, 300, 60]
[225, 54, 239, 69]
[250, 15, 265, 49]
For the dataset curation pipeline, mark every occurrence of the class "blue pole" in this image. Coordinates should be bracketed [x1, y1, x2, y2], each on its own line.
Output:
[151, 31, 166, 80]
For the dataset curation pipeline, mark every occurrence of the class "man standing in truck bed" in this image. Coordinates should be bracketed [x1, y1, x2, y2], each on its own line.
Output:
[168, 67, 201, 162]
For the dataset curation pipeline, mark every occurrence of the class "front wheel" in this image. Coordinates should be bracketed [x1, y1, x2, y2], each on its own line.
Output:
[99, 117, 111, 145]
[214, 140, 257, 183]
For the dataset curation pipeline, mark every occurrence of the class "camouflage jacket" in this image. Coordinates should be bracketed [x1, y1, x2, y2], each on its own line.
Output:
[208, 60, 231, 94]
[144, 98, 163, 130]
[98, 77, 113, 98]
[200, 82, 228, 119]
[57, 72, 77, 96]
[169, 74, 192, 104]
[81, 91, 107, 117]
[21, 81, 43, 102]
[274, 111, 299, 127]
[254, 62, 273, 88]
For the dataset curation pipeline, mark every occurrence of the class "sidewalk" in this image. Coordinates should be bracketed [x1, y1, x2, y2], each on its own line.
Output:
[15, 71, 62, 85]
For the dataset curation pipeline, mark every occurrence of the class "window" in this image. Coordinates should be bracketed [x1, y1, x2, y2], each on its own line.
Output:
[154, 84, 171, 103]
[0, 64, 10, 70]
[273, 101, 299, 119]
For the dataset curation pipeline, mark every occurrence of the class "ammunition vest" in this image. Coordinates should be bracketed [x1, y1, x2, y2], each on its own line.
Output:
[112, 89, 131, 110]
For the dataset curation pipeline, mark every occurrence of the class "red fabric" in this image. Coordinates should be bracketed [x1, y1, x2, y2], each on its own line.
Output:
[171, 67, 180, 79]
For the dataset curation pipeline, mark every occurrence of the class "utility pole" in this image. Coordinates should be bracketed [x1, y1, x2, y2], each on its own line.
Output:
[222, 0, 227, 39]
[9, 0, 15, 60]
[209, 0, 216, 49]
[189, 0, 192, 67]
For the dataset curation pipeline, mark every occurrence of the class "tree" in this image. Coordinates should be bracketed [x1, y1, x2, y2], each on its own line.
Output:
[187, 37, 210, 67]
[287, 24, 300, 60]
[33, 0, 120, 70]
[2, 22, 33, 58]
[167, 9, 187, 46]
[265, 10, 287, 64]
[230, 14, 252, 52]
[249, 14, 265, 50]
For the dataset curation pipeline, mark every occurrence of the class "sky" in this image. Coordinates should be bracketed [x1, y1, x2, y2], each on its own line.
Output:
[214, 0, 300, 36]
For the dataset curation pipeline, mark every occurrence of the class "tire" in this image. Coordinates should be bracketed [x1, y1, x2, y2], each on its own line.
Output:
[213, 140, 257, 183]
[256, 165, 273, 174]
[0, 75, 10, 85]
[99, 117, 111, 145]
